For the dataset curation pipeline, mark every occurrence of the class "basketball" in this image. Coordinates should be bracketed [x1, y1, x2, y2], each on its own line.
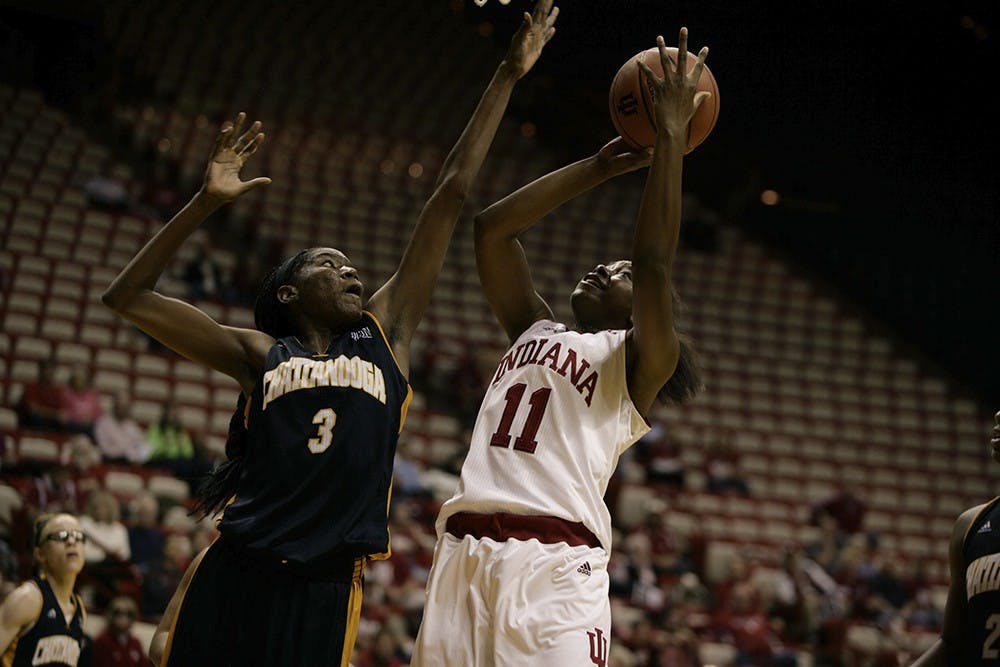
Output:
[609, 46, 720, 153]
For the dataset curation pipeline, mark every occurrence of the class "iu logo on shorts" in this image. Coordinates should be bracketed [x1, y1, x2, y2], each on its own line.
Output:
[587, 627, 608, 667]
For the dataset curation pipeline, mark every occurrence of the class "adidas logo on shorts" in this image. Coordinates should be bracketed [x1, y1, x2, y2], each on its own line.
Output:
[577, 561, 592, 576]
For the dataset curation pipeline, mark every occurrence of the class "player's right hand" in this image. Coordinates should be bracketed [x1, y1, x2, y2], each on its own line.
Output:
[504, 0, 559, 79]
[202, 112, 272, 204]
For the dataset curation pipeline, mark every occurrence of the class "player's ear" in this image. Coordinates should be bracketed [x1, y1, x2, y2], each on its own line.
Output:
[277, 285, 298, 304]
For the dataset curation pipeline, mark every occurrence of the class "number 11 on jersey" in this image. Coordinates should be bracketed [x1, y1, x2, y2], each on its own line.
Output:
[489, 382, 551, 454]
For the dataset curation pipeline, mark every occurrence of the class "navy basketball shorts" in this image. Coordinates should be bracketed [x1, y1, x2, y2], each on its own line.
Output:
[162, 536, 365, 667]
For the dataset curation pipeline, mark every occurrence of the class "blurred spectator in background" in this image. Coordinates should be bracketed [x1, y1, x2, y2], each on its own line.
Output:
[353, 623, 408, 667]
[93, 595, 148, 667]
[146, 401, 209, 481]
[80, 489, 132, 609]
[805, 510, 848, 575]
[182, 233, 224, 301]
[635, 509, 692, 577]
[141, 532, 191, 617]
[705, 436, 750, 495]
[16, 358, 65, 431]
[23, 440, 100, 519]
[810, 482, 867, 536]
[80, 490, 130, 566]
[125, 492, 163, 571]
[227, 252, 263, 306]
[638, 421, 687, 489]
[94, 392, 152, 464]
[84, 174, 130, 211]
[392, 437, 430, 501]
[710, 580, 797, 667]
[59, 363, 103, 440]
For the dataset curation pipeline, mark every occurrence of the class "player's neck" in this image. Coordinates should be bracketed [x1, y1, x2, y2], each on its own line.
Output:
[44, 571, 75, 603]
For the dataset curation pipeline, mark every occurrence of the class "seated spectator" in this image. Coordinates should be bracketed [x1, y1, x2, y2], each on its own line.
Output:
[392, 437, 435, 501]
[80, 490, 133, 609]
[147, 401, 210, 482]
[80, 490, 131, 565]
[84, 175, 130, 211]
[635, 510, 692, 577]
[16, 358, 65, 431]
[353, 625, 408, 667]
[126, 492, 164, 571]
[711, 581, 797, 667]
[23, 438, 101, 519]
[805, 511, 848, 574]
[182, 233, 224, 301]
[704, 437, 750, 495]
[60, 363, 104, 439]
[639, 422, 686, 489]
[92, 595, 148, 667]
[141, 533, 192, 617]
[95, 392, 152, 464]
[810, 483, 867, 536]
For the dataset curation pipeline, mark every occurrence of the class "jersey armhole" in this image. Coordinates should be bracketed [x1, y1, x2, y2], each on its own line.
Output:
[363, 311, 407, 379]
[963, 496, 1000, 545]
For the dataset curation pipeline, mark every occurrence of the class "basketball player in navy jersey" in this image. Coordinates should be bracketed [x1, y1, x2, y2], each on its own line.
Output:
[910, 409, 1000, 666]
[103, 3, 559, 665]
[412, 29, 707, 666]
[0, 514, 89, 667]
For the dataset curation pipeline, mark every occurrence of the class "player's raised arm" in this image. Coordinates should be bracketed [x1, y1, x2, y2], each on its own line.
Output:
[102, 113, 274, 392]
[626, 29, 711, 414]
[366, 0, 558, 371]
[475, 137, 652, 342]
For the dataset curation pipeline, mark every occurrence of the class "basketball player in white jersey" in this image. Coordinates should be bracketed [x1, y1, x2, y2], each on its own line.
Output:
[412, 28, 710, 666]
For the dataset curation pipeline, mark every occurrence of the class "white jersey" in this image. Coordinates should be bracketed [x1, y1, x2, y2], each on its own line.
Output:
[437, 319, 650, 550]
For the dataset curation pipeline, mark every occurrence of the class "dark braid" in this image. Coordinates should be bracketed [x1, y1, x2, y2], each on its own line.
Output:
[192, 250, 312, 517]
[657, 287, 703, 405]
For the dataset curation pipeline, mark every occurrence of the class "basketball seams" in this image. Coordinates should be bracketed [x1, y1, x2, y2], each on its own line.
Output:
[610, 45, 719, 152]
[610, 65, 646, 151]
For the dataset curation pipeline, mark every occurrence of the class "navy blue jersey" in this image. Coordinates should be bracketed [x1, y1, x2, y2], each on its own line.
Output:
[2, 575, 87, 667]
[964, 496, 1000, 665]
[219, 312, 411, 571]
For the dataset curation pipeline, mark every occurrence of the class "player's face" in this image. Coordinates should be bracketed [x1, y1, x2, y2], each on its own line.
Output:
[35, 515, 86, 578]
[991, 409, 1000, 463]
[290, 248, 366, 325]
[570, 260, 633, 332]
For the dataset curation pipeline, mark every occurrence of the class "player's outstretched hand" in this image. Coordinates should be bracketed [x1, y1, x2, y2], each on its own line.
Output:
[505, 0, 559, 79]
[597, 136, 654, 174]
[202, 112, 272, 204]
[636, 28, 711, 140]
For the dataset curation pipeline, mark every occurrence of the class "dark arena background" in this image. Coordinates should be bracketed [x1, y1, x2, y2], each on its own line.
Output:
[1, 1, 997, 665]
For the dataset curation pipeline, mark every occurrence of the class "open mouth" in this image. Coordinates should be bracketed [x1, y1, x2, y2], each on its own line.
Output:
[344, 284, 363, 297]
[581, 275, 605, 289]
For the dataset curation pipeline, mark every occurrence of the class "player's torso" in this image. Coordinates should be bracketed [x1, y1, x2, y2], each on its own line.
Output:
[440, 320, 649, 548]
[965, 497, 1000, 665]
[220, 312, 410, 562]
[5, 578, 85, 667]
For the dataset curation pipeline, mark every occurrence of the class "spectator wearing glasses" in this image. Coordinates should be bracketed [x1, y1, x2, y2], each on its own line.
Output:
[0, 513, 89, 665]
[93, 596, 147, 667]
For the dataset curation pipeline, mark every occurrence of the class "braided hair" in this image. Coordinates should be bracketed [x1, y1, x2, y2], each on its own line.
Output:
[192, 249, 313, 517]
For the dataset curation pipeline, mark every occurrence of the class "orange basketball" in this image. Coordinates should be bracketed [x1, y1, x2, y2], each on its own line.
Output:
[609, 46, 720, 153]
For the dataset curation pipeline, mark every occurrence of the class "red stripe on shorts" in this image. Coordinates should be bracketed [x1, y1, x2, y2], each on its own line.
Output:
[445, 512, 601, 549]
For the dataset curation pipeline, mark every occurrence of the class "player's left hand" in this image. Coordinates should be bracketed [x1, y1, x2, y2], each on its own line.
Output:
[597, 136, 653, 174]
[636, 28, 711, 140]
[504, 0, 559, 79]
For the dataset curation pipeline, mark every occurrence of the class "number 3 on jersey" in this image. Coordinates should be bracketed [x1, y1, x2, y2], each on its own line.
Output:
[489, 383, 551, 454]
[308, 408, 337, 454]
